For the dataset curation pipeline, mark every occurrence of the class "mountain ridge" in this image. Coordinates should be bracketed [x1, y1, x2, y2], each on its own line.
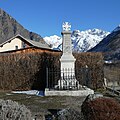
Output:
[90, 25, 120, 51]
[0, 8, 46, 44]
[89, 25, 120, 60]
[44, 29, 109, 52]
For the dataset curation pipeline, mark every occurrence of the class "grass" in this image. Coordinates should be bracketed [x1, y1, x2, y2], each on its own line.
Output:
[0, 91, 86, 117]
[0, 88, 119, 118]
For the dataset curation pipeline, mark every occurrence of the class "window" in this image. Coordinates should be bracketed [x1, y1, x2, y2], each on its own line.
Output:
[15, 45, 18, 50]
[22, 42, 26, 48]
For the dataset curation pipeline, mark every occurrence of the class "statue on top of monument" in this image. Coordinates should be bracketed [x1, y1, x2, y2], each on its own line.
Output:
[62, 22, 71, 31]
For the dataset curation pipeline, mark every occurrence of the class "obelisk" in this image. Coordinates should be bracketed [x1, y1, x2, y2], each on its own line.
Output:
[58, 22, 79, 90]
[60, 22, 76, 78]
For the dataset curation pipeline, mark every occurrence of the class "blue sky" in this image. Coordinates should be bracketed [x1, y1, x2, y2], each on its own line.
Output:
[0, 0, 120, 37]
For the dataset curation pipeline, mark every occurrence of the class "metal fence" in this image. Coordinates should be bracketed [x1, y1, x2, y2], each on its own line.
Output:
[46, 67, 92, 90]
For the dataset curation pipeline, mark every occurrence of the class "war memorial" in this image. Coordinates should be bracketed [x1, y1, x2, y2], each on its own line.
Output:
[45, 22, 94, 96]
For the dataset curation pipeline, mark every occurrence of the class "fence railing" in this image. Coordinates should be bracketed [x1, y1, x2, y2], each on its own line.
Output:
[46, 67, 91, 90]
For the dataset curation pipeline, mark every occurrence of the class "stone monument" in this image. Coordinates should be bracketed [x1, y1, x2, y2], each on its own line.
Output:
[60, 22, 75, 74]
[45, 22, 94, 96]
[57, 22, 79, 90]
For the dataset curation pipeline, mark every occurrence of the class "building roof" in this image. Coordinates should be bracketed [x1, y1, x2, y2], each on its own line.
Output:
[0, 34, 51, 49]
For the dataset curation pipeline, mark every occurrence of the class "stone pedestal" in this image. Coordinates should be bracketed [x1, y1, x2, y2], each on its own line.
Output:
[45, 88, 94, 96]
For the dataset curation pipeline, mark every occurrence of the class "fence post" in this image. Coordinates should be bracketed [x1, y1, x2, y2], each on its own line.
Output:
[46, 67, 48, 89]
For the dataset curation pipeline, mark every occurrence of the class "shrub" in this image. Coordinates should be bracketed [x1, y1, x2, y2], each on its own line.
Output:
[0, 99, 32, 120]
[81, 97, 120, 120]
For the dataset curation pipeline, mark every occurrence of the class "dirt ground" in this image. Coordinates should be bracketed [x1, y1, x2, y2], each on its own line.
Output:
[0, 91, 86, 119]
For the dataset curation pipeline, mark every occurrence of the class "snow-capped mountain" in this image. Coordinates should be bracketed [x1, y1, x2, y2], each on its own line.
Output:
[112, 24, 120, 32]
[71, 29, 109, 52]
[44, 29, 109, 52]
[90, 25, 120, 60]
[44, 35, 62, 49]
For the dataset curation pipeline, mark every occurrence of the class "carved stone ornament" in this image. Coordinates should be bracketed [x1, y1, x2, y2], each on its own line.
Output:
[62, 22, 71, 31]
[64, 46, 70, 53]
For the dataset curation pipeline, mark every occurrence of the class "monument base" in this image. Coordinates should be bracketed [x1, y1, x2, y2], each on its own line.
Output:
[55, 79, 80, 90]
[45, 88, 94, 96]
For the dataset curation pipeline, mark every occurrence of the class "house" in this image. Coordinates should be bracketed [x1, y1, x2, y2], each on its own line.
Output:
[0, 34, 51, 52]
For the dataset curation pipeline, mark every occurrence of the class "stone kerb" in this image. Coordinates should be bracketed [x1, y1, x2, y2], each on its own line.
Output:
[45, 89, 94, 96]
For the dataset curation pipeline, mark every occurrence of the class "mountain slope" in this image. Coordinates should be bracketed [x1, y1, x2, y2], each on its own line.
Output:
[0, 8, 46, 44]
[90, 25, 120, 60]
[44, 29, 109, 52]
[71, 29, 109, 52]
[90, 25, 120, 52]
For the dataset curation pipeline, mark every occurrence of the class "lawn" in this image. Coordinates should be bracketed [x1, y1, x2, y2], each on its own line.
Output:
[0, 91, 86, 119]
